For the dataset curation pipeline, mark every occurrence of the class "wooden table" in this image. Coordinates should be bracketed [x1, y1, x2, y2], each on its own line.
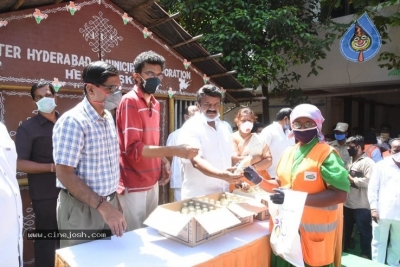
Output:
[56, 220, 271, 267]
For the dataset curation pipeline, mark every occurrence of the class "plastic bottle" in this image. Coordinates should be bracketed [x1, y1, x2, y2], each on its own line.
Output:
[181, 203, 189, 214]
[195, 206, 202, 215]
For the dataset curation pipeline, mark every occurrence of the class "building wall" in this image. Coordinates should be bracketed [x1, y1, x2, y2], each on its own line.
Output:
[291, 5, 400, 90]
[224, 5, 400, 137]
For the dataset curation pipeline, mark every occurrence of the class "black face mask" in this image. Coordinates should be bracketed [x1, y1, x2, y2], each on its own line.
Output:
[141, 77, 161, 94]
[347, 146, 358, 157]
[293, 128, 318, 144]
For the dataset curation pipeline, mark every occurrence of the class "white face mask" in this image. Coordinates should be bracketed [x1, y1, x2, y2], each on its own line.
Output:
[392, 152, 400, 162]
[36, 97, 56, 113]
[104, 91, 122, 111]
[239, 121, 253, 133]
[201, 111, 220, 122]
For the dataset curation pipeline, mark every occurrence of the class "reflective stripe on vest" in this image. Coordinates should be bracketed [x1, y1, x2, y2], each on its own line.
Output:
[301, 221, 338, 233]
[306, 204, 338, 211]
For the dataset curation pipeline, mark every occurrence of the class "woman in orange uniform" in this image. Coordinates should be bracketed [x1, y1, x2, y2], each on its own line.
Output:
[245, 104, 350, 267]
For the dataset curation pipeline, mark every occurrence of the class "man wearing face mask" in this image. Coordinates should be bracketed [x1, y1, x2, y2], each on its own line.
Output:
[247, 104, 350, 267]
[369, 138, 400, 265]
[15, 82, 60, 266]
[116, 51, 199, 231]
[390, 138, 400, 155]
[329, 122, 352, 170]
[343, 135, 375, 259]
[104, 89, 123, 125]
[178, 85, 242, 199]
[259, 108, 294, 179]
[377, 123, 392, 157]
[53, 61, 127, 248]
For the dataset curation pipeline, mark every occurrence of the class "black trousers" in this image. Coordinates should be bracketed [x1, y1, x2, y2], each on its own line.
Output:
[343, 207, 372, 258]
[32, 198, 59, 267]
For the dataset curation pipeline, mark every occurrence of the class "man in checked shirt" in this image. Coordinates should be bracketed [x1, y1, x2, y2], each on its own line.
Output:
[53, 61, 126, 248]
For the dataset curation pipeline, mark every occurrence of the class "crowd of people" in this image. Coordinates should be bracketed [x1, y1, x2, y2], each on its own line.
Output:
[1, 50, 399, 267]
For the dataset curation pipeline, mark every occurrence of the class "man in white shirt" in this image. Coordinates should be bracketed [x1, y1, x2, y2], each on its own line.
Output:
[259, 108, 294, 179]
[166, 105, 198, 201]
[368, 138, 400, 266]
[178, 85, 241, 199]
[0, 122, 23, 267]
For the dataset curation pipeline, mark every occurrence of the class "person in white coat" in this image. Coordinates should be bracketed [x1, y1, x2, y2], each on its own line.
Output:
[0, 122, 23, 267]
[368, 138, 400, 266]
[166, 105, 198, 201]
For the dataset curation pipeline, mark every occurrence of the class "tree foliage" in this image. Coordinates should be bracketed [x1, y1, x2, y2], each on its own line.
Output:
[322, 0, 400, 76]
[159, 0, 336, 105]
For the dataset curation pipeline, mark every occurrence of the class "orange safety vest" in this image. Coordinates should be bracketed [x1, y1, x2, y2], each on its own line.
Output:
[364, 144, 379, 158]
[276, 142, 339, 266]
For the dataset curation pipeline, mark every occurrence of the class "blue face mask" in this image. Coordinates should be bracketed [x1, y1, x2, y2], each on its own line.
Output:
[334, 133, 346, 141]
[284, 124, 290, 131]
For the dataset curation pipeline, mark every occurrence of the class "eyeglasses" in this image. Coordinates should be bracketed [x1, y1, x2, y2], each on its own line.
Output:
[97, 84, 121, 93]
[292, 121, 317, 129]
[201, 102, 221, 110]
[144, 71, 163, 80]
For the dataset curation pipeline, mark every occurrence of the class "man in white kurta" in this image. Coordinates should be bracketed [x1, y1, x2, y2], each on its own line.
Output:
[259, 108, 294, 179]
[178, 85, 241, 199]
[368, 144, 400, 266]
[0, 122, 23, 267]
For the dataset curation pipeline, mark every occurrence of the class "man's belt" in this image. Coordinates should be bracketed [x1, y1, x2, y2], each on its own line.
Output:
[62, 189, 116, 202]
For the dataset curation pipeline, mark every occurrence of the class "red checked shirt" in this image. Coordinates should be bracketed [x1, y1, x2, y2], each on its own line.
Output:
[116, 85, 161, 194]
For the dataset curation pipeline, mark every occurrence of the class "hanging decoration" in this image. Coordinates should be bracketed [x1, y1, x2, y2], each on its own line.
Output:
[168, 87, 176, 98]
[220, 87, 226, 97]
[52, 78, 66, 92]
[33, 9, 48, 24]
[203, 74, 209, 84]
[122, 13, 132, 25]
[66, 2, 81, 16]
[340, 13, 381, 63]
[142, 27, 152, 39]
[183, 59, 191, 70]
[0, 0, 204, 98]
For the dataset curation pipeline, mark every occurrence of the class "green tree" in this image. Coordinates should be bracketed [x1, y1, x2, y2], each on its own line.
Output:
[159, 0, 335, 122]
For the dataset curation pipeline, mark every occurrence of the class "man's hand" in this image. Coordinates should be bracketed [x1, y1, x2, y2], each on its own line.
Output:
[371, 209, 380, 224]
[219, 169, 242, 183]
[97, 202, 127, 237]
[159, 159, 171, 186]
[175, 144, 199, 159]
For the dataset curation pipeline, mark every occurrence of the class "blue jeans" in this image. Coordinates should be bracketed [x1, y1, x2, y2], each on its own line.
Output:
[344, 207, 372, 258]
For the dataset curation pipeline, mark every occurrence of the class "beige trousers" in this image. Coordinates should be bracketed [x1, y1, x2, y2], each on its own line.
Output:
[57, 189, 118, 248]
[118, 182, 159, 231]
